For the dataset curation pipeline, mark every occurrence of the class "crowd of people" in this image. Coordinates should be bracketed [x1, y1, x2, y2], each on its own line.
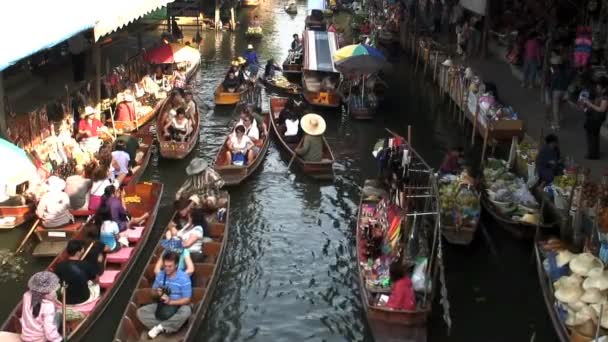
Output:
[159, 89, 197, 142]
[225, 104, 266, 165]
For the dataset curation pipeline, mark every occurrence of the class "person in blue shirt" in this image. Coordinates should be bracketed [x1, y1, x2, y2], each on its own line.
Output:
[535, 134, 563, 186]
[137, 252, 192, 339]
[244, 44, 260, 76]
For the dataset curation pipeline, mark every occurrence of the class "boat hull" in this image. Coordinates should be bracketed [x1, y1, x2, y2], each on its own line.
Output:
[0, 204, 35, 230]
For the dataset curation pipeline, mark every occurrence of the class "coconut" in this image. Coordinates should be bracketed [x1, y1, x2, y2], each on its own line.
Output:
[555, 284, 583, 304]
[583, 274, 608, 291]
[581, 288, 605, 304]
[571, 253, 604, 276]
[555, 274, 584, 290]
[588, 267, 605, 278]
[556, 250, 576, 267]
[569, 300, 588, 312]
[566, 309, 592, 326]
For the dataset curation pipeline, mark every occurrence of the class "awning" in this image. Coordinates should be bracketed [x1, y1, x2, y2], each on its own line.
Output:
[94, 0, 175, 41]
[303, 30, 339, 73]
[0, 0, 95, 71]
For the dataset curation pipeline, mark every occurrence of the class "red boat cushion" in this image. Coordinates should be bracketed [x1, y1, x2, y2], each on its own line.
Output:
[71, 209, 94, 217]
[106, 247, 134, 264]
[99, 270, 120, 289]
[127, 226, 145, 243]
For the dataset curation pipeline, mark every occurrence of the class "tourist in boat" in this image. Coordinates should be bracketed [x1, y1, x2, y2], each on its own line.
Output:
[167, 207, 207, 262]
[65, 164, 92, 210]
[264, 58, 282, 80]
[175, 158, 225, 201]
[227, 125, 255, 165]
[291, 33, 301, 51]
[115, 91, 136, 122]
[163, 107, 192, 142]
[137, 251, 193, 339]
[386, 262, 416, 311]
[282, 109, 300, 144]
[157, 237, 194, 276]
[535, 134, 563, 186]
[111, 140, 131, 185]
[439, 147, 464, 175]
[173, 66, 187, 89]
[184, 90, 196, 119]
[295, 114, 325, 162]
[97, 206, 124, 253]
[36, 176, 73, 229]
[238, 112, 261, 142]
[78, 106, 106, 154]
[223, 72, 241, 93]
[115, 135, 141, 169]
[19, 271, 62, 342]
[54, 240, 100, 305]
[244, 44, 260, 75]
[88, 164, 115, 212]
[101, 185, 150, 232]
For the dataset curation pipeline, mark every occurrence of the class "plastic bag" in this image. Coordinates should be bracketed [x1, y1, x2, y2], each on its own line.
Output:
[412, 258, 431, 292]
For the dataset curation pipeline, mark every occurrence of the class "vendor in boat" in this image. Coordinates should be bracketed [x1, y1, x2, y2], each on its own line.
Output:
[100, 184, 150, 232]
[223, 71, 241, 93]
[19, 271, 63, 342]
[252, 15, 261, 27]
[175, 158, 225, 201]
[227, 125, 255, 165]
[535, 133, 563, 186]
[439, 147, 464, 175]
[111, 140, 131, 184]
[264, 58, 282, 80]
[115, 91, 137, 122]
[291, 34, 301, 51]
[295, 114, 325, 162]
[244, 44, 260, 75]
[36, 176, 74, 229]
[163, 108, 192, 142]
[54, 240, 100, 305]
[184, 90, 196, 119]
[78, 106, 107, 154]
[137, 251, 193, 339]
[386, 262, 416, 311]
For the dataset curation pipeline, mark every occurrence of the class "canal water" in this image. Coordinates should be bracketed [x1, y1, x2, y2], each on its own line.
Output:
[0, 0, 557, 341]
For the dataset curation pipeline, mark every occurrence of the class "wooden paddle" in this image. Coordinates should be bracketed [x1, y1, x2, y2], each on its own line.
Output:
[61, 281, 67, 341]
[287, 139, 304, 172]
[15, 219, 40, 254]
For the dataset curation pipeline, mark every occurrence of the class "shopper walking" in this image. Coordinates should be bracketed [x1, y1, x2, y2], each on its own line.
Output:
[522, 32, 541, 88]
[581, 77, 608, 160]
[545, 56, 570, 130]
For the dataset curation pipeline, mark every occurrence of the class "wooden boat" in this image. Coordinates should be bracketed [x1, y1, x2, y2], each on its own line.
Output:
[122, 134, 154, 186]
[282, 51, 303, 78]
[213, 113, 271, 185]
[269, 97, 334, 179]
[302, 30, 342, 108]
[2, 182, 164, 341]
[438, 178, 480, 246]
[348, 106, 375, 120]
[214, 85, 248, 106]
[242, 0, 259, 6]
[262, 77, 302, 96]
[157, 99, 200, 159]
[245, 26, 263, 38]
[305, 10, 326, 31]
[0, 202, 35, 230]
[114, 193, 230, 342]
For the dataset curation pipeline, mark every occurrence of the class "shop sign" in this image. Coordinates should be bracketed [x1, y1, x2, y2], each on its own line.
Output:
[459, 0, 486, 15]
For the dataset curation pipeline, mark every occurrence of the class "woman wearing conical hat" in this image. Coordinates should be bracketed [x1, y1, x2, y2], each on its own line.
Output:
[175, 158, 224, 203]
[295, 114, 326, 162]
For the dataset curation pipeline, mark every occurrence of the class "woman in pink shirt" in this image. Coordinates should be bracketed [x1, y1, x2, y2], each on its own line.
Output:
[386, 262, 416, 311]
[522, 32, 541, 88]
[20, 271, 62, 342]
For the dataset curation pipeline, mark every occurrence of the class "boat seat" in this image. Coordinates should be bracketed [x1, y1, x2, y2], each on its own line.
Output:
[36, 221, 81, 232]
[107, 247, 134, 264]
[99, 270, 121, 289]
[202, 242, 221, 259]
[208, 223, 225, 238]
[192, 263, 214, 288]
[71, 209, 94, 217]
[144, 264, 156, 283]
[192, 287, 205, 305]
[137, 277, 150, 289]
[127, 225, 145, 242]
[134, 289, 156, 306]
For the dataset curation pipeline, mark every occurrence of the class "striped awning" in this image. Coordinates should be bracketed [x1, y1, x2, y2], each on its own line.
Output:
[303, 30, 339, 73]
[94, 0, 174, 41]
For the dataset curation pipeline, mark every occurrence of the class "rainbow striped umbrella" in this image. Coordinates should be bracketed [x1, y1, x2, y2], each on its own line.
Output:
[333, 44, 386, 74]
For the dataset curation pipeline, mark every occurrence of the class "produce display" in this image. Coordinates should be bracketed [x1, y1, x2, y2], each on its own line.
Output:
[246, 27, 263, 35]
[270, 75, 300, 91]
[516, 141, 538, 164]
[540, 239, 608, 339]
[439, 172, 480, 227]
[483, 158, 540, 224]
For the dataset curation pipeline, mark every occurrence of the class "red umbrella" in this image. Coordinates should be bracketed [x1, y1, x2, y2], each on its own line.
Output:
[144, 43, 200, 64]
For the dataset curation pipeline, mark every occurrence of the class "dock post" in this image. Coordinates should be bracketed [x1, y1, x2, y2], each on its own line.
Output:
[215, 0, 221, 30]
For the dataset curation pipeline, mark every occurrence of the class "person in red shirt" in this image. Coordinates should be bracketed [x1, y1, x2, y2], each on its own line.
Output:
[78, 106, 104, 138]
[439, 147, 464, 175]
[522, 32, 541, 88]
[386, 262, 416, 311]
[115, 92, 136, 122]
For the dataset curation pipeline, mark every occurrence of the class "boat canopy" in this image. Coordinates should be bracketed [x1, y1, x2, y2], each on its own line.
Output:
[303, 30, 339, 73]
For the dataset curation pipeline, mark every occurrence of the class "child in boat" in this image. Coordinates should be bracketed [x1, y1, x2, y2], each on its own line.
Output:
[386, 262, 416, 311]
[19, 271, 62, 342]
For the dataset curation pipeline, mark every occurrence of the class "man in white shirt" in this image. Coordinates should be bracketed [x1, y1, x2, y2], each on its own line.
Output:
[36, 176, 73, 228]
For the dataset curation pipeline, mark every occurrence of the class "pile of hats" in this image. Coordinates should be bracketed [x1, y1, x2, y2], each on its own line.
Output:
[553, 251, 608, 336]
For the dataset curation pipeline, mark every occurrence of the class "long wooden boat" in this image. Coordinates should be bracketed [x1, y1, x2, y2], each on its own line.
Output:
[261, 77, 302, 96]
[2, 182, 164, 341]
[214, 84, 248, 106]
[302, 30, 341, 108]
[114, 193, 230, 342]
[157, 99, 200, 159]
[438, 178, 480, 246]
[213, 113, 271, 185]
[0, 202, 35, 230]
[534, 241, 569, 342]
[269, 97, 334, 179]
[122, 134, 154, 186]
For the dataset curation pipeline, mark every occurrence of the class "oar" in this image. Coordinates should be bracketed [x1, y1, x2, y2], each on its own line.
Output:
[286, 139, 304, 172]
[15, 219, 40, 254]
[61, 281, 67, 341]
[108, 105, 117, 140]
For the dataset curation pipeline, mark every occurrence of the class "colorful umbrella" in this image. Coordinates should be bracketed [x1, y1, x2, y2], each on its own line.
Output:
[144, 43, 201, 64]
[0, 138, 37, 187]
[333, 44, 386, 74]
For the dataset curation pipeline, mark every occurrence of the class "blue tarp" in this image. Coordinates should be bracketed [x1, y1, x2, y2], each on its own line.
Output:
[0, 0, 95, 71]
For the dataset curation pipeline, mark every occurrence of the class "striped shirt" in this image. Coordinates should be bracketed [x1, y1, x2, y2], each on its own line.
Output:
[152, 270, 192, 301]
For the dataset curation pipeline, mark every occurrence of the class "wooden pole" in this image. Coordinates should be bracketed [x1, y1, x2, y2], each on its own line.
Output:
[471, 104, 479, 146]
[407, 125, 412, 144]
[93, 43, 102, 106]
[287, 139, 304, 171]
[432, 51, 439, 81]
[481, 126, 489, 166]
[61, 282, 67, 341]
[15, 219, 40, 254]
[214, 0, 221, 30]
[230, 7, 236, 31]
[481, 0, 490, 58]
[414, 41, 421, 73]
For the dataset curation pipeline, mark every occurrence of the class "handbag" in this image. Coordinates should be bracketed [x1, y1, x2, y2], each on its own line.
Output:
[154, 273, 179, 320]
